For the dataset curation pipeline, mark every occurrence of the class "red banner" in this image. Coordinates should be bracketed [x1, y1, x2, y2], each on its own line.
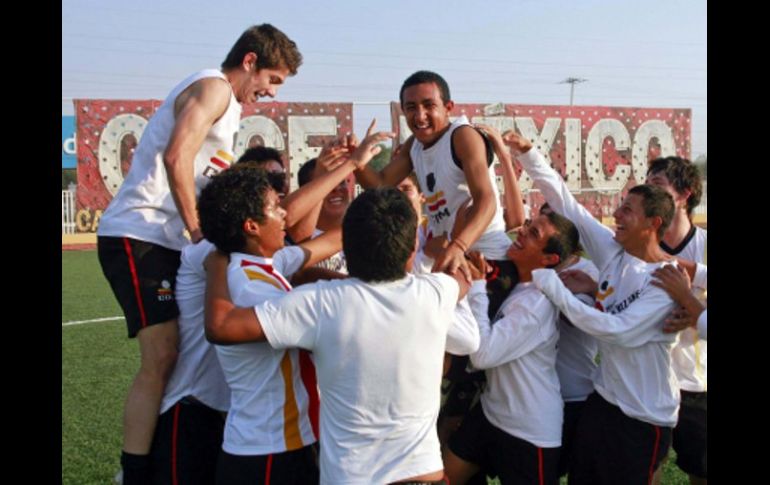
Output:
[390, 102, 691, 219]
[73, 99, 353, 232]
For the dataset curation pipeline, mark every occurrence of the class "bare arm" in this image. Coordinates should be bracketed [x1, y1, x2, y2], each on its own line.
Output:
[432, 126, 495, 280]
[296, 227, 343, 268]
[475, 124, 525, 230]
[354, 132, 415, 188]
[203, 250, 266, 344]
[164, 77, 232, 243]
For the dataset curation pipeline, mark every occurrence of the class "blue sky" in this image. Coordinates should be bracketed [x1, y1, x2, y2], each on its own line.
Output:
[62, 0, 706, 157]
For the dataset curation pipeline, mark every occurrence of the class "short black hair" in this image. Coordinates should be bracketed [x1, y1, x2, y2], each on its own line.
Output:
[343, 188, 417, 282]
[198, 167, 272, 254]
[399, 70, 451, 106]
[647, 156, 703, 216]
[628, 184, 675, 239]
[542, 212, 580, 268]
[297, 158, 317, 187]
[221, 23, 302, 74]
[237, 146, 284, 168]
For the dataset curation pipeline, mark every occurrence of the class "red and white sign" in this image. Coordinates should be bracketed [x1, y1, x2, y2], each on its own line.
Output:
[73, 99, 353, 232]
[390, 102, 691, 218]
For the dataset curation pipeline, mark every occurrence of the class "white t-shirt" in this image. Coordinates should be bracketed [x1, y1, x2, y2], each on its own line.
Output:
[555, 257, 600, 402]
[98, 70, 242, 251]
[662, 226, 707, 392]
[255, 273, 462, 484]
[161, 239, 229, 413]
[468, 281, 563, 448]
[411, 116, 511, 260]
[520, 148, 680, 427]
[217, 247, 318, 455]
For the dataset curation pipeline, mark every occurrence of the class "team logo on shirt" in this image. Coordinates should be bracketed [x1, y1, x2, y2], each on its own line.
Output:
[594, 280, 613, 312]
[157, 280, 173, 301]
[425, 191, 450, 224]
[203, 150, 234, 177]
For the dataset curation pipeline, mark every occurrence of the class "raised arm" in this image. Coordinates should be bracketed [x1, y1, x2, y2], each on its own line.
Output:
[475, 124, 526, 230]
[503, 130, 618, 270]
[203, 250, 266, 344]
[354, 128, 415, 188]
[164, 77, 232, 243]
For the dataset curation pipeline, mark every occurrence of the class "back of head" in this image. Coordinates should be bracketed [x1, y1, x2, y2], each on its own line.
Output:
[297, 158, 317, 187]
[399, 70, 451, 105]
[542, 212, 580, 268]
[343, 188, 417, 282]
[628, 184, 676, 239]
[221, 24, 302, 74]
[647, 156, 703, 216]
[237, 146, 284, 168]
[198, 167, 271, 254]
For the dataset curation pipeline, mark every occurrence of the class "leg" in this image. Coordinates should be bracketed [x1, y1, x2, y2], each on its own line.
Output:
[123, 320, 180, 453]
[443, 448, 480, 485]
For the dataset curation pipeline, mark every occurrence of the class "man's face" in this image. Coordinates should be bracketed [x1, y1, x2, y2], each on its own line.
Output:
[397, 177, 424, 217]
[401, 82, 453, 146]
[321, 174, 352, 220]
[612, 193, 654, 246]
[646, 171, 687, 210]
[256, 188, 287, 256]
[238, 63, 289, 104]
[506, 215, 557, 267]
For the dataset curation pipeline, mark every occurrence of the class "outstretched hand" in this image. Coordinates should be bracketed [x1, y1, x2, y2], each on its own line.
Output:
[501, 129, 533, 156]
[350, 119, 395, 169]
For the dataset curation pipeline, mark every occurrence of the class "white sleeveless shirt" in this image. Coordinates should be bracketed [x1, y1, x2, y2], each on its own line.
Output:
[410, 116, 511, 260]
[98, 69, 242, 251]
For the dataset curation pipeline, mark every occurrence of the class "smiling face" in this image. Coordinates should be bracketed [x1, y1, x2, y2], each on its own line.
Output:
[321, 175, 352, 221]
[401, 82, 454, 147]
[235, 55, 289, 104]
[255, 188, 287, 257]
[612, 193, 654, 247]
[506, 215, 558, 269]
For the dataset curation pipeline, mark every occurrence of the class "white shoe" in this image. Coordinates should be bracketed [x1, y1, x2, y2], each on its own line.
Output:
[113, 469, 123, 485]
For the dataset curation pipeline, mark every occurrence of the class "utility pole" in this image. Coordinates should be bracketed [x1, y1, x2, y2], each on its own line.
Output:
[560, 77, 587, 105]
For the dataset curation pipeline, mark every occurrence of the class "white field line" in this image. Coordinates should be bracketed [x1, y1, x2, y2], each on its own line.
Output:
[62, 316, 125, 327]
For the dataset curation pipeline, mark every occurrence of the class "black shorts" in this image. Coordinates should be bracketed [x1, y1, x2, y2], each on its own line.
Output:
[215, 444, 319, 485]
[557, 400, 586, 477]
[673, 390, 707, 478]
[98, 236, 181, 338]
[569, 392, 672, 485]
[484, 259, 519, 321]
[149, 398, 225, 485]
[449, 403, 560, 485]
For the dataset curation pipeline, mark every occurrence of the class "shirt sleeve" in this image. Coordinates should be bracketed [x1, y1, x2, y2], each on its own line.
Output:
[254, 284, 321, 350]
[692, 262, 707, 291]
[468, 282, 557, 369]
[445, 296, 480, 356]
[532, 268, 676, 348]
[697, 309, 707, 340]
[517, 148, 618, 271]
[272, 246, 306, 279]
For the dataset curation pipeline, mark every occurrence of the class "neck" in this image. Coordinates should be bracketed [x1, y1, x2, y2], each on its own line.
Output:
[317, 213, 343, 232]
[624, 237, 670, 263]
[662, 209, 692, 248]
[421, 122, 452, 149]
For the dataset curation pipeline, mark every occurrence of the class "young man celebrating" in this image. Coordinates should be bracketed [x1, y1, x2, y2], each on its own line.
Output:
[444, 212, 581, 485]
[96, 24, 301, 484]
[647, 156, 708, 484]
[504, 130, 680, 485]
[205, 187, 478, 484]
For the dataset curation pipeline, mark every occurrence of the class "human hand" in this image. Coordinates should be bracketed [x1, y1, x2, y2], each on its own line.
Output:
[349, 119, 395, 169]
[662, 306, 697, 333]
[466, 250, 489, 281]
[432, 242, 472, 283]
[559, 269, 598, 296]
[651, 264, 692, 303]
[501, 129, 533, 155]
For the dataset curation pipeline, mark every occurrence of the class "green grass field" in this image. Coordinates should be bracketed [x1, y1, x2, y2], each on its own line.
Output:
[62, 250, 690, 484]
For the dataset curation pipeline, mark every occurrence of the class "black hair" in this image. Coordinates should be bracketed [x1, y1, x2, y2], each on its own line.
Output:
[647, 156, 703, 216]
[343, 188, 417, 282]
[399, 70, 451, 106]
[198, 167, 272, 254]
[542, 212, 580, 268]
[297, 158, 317, 187]
[628, 184, 675, 239]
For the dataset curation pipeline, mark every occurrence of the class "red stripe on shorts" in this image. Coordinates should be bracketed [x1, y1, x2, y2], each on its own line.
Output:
[123, 238, 148, 328]
[648, 425, 662, 485]
[172, 403, 181, 485]
[265, 454, 273, 485]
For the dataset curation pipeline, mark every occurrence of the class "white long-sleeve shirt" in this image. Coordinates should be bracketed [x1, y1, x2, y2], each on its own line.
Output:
[468, 281, 563, 448]
[519, 148, 679, 427]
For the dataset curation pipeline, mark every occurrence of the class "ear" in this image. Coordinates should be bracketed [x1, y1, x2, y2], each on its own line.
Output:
[678, 188, 692, 206]
[647, 215, 663, 234]
[542, 253, 560, 268]
[445, 100, 455, 112]
[243, 218, 260, 237]
[242, 51, 258, 71]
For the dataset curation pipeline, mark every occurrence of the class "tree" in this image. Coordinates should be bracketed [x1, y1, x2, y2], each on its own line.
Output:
[694, 154, 707, 179]
[368, 145, 392, 172]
